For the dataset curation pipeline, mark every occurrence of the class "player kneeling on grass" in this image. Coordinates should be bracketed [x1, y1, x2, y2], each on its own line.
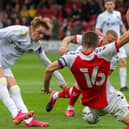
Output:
[43, 31, 129, 128]
[45, 30, 119, 117]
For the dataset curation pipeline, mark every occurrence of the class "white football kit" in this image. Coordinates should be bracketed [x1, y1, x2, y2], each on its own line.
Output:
[96, 10, 126, 59]
[0, 25, 65, 86]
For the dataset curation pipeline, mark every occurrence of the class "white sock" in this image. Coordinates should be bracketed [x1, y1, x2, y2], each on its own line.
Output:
[119, 68, 127, 88]
[53, 92, 59, 99]
[66, 105, 74, 111]
[9, 85, 33, 123]
[9, 85, 28, 113]
[0, 78, 17, 118]
[24, 118, 33, 123]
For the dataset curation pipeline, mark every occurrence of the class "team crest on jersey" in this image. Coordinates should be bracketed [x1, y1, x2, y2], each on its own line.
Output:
[20, 30, 28, 36]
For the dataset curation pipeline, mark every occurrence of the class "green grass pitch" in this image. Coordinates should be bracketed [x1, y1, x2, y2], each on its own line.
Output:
[0, 52, 129, 129]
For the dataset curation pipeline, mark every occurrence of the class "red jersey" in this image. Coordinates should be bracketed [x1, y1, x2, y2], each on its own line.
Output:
[58, 41, 119, 109]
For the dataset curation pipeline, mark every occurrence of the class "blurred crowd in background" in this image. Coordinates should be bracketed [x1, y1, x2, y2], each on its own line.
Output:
[0, 0, 129, 40]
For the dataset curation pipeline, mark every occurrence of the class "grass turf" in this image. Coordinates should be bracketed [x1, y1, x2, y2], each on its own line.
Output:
[0, 52, 129, 129]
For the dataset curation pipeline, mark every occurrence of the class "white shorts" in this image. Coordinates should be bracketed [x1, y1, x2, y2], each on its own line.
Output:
[89, 91, 129, 121]
[118, 47, 127, 59]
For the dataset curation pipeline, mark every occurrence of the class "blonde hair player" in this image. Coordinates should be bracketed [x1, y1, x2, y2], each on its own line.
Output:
[0, 16, 66, 127]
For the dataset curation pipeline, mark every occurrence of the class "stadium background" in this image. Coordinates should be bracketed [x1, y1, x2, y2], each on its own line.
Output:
[0, 0, 129, 129]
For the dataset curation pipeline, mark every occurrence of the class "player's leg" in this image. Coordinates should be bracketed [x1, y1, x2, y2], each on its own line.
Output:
[65, 85, 81, 117]
[0, 67, 17, 117]
[0, 67, 33, 125]
[119, 58, 128, 91]
[5, 68, 29, 114]
[4, 68, 48, 127]
[105, 90, 129, 127]
[118, 47, 128, 91]
[46, 87, 72, 112]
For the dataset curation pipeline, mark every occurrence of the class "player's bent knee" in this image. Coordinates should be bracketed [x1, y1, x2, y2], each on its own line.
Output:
[122, 113, 129, 125]
[119, 59, 126, 67]
[9, 85, 20, 94]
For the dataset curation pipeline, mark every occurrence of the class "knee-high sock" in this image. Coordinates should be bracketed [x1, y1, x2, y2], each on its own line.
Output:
[68, 85, 80, 107]
[9, 85, 33, 123]
[0, 78, 17, 118]
[57, 87, 71, 98]
[119, 68, 127, 88]
[9, 85, 28, 113]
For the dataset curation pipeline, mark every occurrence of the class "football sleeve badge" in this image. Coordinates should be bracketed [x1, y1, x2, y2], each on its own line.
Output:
[20, 30, 28, 36]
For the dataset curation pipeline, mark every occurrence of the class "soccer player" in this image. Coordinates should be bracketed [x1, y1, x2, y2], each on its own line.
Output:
[43, 31, 129, 127]
[0, 16, 66, 127]
[95, 0, 128, 91]
[0, 74, 34, 125]
[45, 30, 118, 117]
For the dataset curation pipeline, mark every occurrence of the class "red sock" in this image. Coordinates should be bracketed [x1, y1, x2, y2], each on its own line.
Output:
[125, 125, 129, 129]
[69, 86, 80, 106]
[58, 87, 71, 98]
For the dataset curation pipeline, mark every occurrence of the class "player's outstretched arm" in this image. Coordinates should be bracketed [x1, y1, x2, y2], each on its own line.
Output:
[43, 61, 61, 94]
[117, 30, 129, 48]
[58, 36, 75, 56]
[35, 48, 66, 87]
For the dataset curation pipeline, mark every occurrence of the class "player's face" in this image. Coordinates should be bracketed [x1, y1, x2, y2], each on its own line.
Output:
[103, 34, 117, 45]
[105, 1, 115, 12]
[30, 25, 46, 42]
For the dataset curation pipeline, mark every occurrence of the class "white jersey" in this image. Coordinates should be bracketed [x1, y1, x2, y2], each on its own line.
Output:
[0, 25, 39, 67]
[0, 25, 65, 86]
[96, 10, 123, 37]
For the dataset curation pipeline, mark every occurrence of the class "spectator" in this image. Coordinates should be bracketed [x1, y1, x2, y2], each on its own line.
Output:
[12, 3, 20, 14]
[65, 24, 74, 36]
[73, 20, 84, 34]
[89, 0, 102, 15]
[80, 0, 90, 21]
[20, 5, 29, 19]
[14, 18, 21, 25]
[71, 4, 80, 21]
[28, 4, 37, 18]
[4, 19, 12, 27]
[51, 16, 59, 40]
[21, 17, 29, 26]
